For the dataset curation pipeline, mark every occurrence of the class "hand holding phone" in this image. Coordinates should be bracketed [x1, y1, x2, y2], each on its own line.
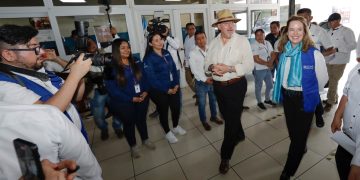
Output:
[13, 138, 45, 180]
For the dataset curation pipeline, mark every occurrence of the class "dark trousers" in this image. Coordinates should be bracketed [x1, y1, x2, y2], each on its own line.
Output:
[335, 145, 352, 180]
[150, 89, 180, 133]
[282, 88, 314, 175]
[314, 96, 324, 121]
[214, 78, 247, 160]
[112, 98, 149, 147]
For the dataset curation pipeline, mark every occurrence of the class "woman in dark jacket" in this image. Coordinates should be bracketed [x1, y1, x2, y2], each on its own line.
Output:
[104, 39, 155, 158]
[143, 32, 186, 144]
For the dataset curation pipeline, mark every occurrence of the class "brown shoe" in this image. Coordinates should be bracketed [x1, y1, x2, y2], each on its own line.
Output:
[324, 103, 332, 112]
[210, 117, 223, 125]
[219, 159, 230, 174]
[202, 122, 211, 131]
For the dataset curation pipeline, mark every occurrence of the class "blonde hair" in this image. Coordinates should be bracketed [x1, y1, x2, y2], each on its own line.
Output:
[277, 16, 314, 52]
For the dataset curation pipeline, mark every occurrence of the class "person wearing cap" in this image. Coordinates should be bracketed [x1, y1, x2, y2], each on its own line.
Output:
[324, 12, 356, 112]
[205, 9, 254, 174]
[297, 8, 334, 128]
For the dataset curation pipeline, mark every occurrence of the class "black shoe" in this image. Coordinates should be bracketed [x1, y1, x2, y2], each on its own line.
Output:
[219, 159, 230, 174]
[115, 129, 124, 139]
[202, 122, 211, 131]
[316, 116, 325, 128]
[149, 110, 159, 118]
[257, 103, 267, 110]
[101, 129, 109, 141]
[242, 106, 250, 110]
[264, 100, 277, 106]
[280, 171, 290, 180]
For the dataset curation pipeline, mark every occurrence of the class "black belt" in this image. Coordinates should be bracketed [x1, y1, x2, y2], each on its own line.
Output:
[282, 87, 302, 97]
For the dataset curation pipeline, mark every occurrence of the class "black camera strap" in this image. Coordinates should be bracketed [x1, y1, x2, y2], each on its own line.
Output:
[0, 63, 49, 83]
[165, 36, 183, 68]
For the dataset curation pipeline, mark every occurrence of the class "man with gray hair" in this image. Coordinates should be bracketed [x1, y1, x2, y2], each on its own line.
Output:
[205, 9, 254, 174]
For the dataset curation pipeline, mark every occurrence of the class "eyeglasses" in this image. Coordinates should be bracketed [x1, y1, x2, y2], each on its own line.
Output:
[8, 46, 42, 55]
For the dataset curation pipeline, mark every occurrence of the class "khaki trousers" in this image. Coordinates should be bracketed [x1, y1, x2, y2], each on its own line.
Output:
[326, 64, 346, 104]
[185, 67, 196, 93]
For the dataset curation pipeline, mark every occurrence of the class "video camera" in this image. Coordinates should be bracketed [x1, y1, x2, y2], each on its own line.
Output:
[70, 20, 112, 67]
[147, 17, 170, 34]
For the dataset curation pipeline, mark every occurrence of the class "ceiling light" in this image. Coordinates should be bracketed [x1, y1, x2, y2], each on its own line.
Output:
[164, 0, 182, 1]
[60, 0, 86, 3]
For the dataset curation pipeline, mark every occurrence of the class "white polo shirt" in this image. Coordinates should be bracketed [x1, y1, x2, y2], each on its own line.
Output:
[356, 34, 360, 59]
[325, 25, 357, 64]
[341, 63, 360, 166]
[0, 67, 82, 130]
[0, 103, 102, 180]
[189, 45, 208, 82]
[184, 35, 195, 67]
[309, 24, 333, 50]
[251, 40, 273, 70]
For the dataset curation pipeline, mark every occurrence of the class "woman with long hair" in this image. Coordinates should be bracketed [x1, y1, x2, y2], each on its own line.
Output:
[272, 16, 328, 180]
[143, 32, 186, 144]
[104, 39, 155, 158]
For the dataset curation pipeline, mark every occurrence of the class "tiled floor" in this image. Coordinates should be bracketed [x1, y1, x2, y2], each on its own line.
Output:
[83, 75, 343, 180]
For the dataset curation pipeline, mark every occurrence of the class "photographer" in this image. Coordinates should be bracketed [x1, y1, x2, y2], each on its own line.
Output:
[0, 24, 91, 141]
[85, 38, 124, 140]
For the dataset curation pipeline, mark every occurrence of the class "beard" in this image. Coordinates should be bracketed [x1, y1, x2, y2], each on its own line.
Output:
[33, 59, 44, 71]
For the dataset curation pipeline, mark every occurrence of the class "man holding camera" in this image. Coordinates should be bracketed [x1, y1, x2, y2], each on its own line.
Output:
[0, 24, 91, 141]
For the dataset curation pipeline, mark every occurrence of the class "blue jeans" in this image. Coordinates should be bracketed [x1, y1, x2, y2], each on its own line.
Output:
[90, 89, 122, 131]
[195, 80, 217, 122]
[254, 69, 273, 103]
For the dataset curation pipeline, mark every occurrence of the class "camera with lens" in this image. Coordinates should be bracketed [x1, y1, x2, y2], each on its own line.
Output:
[147, 17, 170, 34]
[70, 52, 112, 66]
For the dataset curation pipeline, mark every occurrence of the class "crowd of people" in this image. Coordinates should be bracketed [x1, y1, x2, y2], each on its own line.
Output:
[0, 7, 360, 180]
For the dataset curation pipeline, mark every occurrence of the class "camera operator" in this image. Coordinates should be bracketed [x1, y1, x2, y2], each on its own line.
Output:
[85, 36, 124, 141]
[0, 24, 91, 141]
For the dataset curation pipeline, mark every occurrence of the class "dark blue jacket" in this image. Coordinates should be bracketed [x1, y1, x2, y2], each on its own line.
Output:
[104, 60, 149, 103]
[143, 50, 179, 93]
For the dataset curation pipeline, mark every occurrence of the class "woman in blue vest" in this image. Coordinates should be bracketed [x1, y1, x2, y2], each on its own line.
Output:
[273, 16, 328, 180]
[143, 32, 186, 144]
[104, 39, 155, 158]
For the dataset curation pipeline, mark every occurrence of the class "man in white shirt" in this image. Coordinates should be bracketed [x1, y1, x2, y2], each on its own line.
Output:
[205, 9, 254, 174]
[297, 8, 334, 127]
[0, 24, 92, 141]
[0, 103, 102, 180]
[331, 62, 360, 180]
[251, 28, 276, 111]
[184, 22, 197, 100]
[189, 31, 223, 131]
[324, 13, 356, 112]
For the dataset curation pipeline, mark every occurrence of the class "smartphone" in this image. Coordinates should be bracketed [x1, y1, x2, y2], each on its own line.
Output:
[13, 138, 45, 180]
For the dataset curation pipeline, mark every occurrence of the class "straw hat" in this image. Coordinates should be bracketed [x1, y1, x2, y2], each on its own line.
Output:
[212, 9, 241, 27]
